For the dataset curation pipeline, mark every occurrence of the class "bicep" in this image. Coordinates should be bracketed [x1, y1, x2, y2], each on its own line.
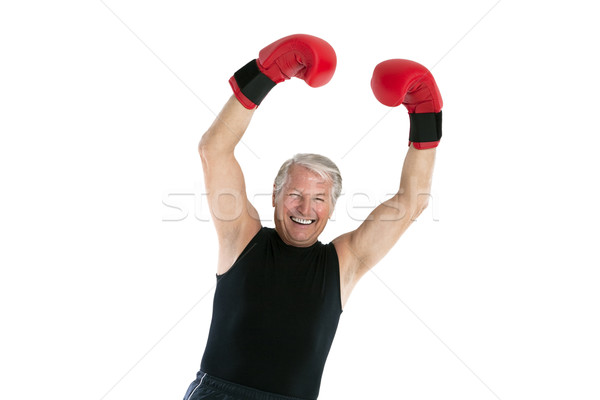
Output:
[345, 195, 416, 276]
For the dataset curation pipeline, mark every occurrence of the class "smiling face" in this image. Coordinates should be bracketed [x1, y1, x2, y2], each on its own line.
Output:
[273, 164, 333, 247]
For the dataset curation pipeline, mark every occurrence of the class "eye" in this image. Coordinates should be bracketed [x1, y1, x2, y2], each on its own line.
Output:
[289, 193, 300, 198]
[315, 198, 324, 202]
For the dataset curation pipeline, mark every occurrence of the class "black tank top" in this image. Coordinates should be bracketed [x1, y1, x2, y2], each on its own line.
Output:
[200, 227, 343, 399]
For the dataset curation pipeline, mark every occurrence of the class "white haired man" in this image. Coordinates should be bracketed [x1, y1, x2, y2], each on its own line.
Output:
[183, 35, 441, 400]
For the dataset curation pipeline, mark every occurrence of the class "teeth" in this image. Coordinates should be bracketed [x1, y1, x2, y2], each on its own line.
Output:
[291, 216, 314, 225]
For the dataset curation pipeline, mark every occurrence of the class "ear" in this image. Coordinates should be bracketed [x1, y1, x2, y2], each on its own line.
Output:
[272, 184, 276, 207]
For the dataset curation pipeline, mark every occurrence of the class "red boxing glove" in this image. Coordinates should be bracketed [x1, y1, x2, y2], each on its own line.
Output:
[371, 59, 443, 149]
[229, 34, 337, 109]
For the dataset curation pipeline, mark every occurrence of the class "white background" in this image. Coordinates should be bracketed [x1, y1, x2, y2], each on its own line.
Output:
[1, 0, 599, 399]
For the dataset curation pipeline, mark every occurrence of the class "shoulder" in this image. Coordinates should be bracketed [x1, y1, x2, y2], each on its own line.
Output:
[332, 232, 358, 270]
[217, 224, 263, 275]
[332, 233, 363, 307]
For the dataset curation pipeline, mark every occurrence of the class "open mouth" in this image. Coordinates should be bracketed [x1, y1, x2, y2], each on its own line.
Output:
[290, 216, 315, 225]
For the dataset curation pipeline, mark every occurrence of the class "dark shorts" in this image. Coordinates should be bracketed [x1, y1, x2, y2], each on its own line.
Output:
[183, 371, 309, 400]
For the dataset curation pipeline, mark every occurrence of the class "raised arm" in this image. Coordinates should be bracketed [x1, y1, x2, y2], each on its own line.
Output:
[199, 96, 261, 274]
[200, 35, 337, 275]
[334, 59, 443, 305]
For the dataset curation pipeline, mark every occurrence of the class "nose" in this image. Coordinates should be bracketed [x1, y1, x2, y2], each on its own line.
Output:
[298, 197, 311, 216]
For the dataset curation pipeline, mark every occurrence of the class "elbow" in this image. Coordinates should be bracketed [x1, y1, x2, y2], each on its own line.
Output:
[411, 195, 431, 221]
[197, 129, 233, 162]
[198, 131, 217, 163]
[395, 193, 430, 221]
[198, 130, 211, 157]
[198, 137, 208, 163]
[414, 199, 429, 219]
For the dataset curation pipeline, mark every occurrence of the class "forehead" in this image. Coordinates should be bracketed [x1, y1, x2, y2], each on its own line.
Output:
[285, 165, 331, 192]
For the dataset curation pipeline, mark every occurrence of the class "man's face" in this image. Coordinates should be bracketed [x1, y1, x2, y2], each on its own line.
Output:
[273, 165, 333, 247]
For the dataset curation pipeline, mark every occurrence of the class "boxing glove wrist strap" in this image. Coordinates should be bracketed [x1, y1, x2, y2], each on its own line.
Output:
[231, 60, 277, 107]
[409, 111, 443, 143]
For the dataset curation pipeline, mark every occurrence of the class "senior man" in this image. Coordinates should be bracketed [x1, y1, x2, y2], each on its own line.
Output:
[183, 34, 442, 400]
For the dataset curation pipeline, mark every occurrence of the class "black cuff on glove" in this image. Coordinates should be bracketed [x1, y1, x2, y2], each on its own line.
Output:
[409, 111, 443, 143]
[233, 60, 277, 107]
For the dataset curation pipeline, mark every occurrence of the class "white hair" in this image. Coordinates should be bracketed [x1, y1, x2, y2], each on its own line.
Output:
[273, 153, 342, 207]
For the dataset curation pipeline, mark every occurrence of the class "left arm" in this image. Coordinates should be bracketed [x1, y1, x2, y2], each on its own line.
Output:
[333, 144, 436, 304]
[334, 58, 442, 307]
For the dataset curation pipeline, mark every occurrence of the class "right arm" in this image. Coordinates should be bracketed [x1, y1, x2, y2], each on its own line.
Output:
[200, 35, 337, 274]
[199, 95, 261, 275]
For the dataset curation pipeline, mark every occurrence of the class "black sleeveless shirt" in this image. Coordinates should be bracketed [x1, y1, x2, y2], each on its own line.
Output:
[200, 227, 343, 399]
